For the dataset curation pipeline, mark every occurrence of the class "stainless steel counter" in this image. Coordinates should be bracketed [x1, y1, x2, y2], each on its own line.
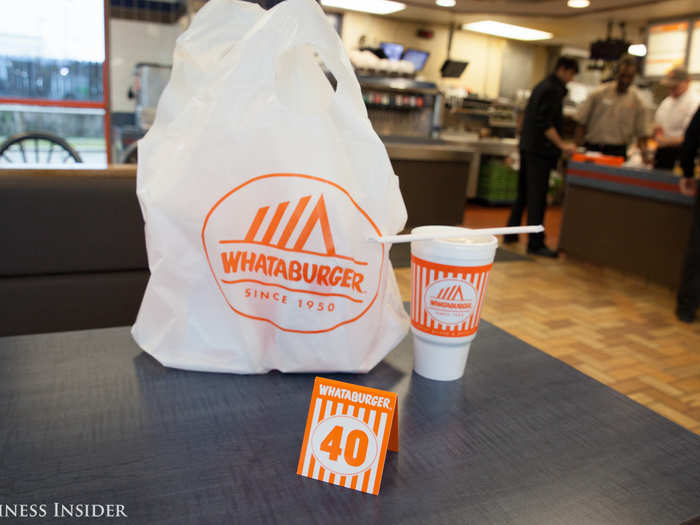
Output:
[441, 135, 518, 198]
[383, 136, 518, 199]
[384, 142, 475, 162]
[440, 134, 518, 157]
[380, 138, 471, 227]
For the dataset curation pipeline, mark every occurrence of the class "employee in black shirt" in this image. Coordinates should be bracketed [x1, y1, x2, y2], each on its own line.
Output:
[505, 56, 579, 257]
[677, 106, 700, 322]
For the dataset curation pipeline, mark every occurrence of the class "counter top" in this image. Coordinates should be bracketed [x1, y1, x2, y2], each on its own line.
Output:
[440, 134, 518, 156]
[382, 136, 474, 162]
[566, 161, 694, 206]
[383, 136, 516, 162]
[440, 134, 518, 147]
[384, 141, 475, 162]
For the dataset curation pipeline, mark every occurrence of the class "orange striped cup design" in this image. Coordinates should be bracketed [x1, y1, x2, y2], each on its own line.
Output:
[411, 255, 492, 338]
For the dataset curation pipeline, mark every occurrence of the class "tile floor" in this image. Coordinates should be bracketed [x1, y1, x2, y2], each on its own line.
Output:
[393, 204, 700, 435]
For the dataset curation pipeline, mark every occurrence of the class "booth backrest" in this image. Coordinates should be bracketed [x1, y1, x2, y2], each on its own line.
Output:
[0, 171, 149, 336]
[0, 173, 147, 277]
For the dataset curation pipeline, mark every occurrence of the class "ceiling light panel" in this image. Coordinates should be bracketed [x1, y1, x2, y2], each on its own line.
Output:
[462, 21, 553, 41]
[320, 0, 406, 15]
[628, 44, 647, 57]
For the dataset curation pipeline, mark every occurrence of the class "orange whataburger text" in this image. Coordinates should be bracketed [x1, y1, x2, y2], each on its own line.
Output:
[220, 250, 365, 293]
[429, 300, 471, 309]
[318, 383, 391, 408]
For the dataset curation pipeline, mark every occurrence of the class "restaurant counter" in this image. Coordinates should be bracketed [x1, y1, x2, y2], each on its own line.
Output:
[559, 161, 695, 288]
[383, 137, 474, 228]
[439, 134, 519, 198]
[385, 136, 518, 228]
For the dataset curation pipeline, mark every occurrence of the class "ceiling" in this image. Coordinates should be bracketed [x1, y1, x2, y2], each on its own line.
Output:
[399, 0, 699, 19]
[127, 0, 700, 48]
[364, 0, 700, 47]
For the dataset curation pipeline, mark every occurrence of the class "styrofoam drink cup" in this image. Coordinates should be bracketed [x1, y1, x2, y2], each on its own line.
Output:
[410, 226, 498, 381]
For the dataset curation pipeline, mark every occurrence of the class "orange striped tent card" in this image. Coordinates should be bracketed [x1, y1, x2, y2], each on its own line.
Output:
[297, 377, 398, 495]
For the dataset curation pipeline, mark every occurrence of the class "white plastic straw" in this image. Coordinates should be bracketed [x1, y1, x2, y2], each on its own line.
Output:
[369, 225, 544, 244]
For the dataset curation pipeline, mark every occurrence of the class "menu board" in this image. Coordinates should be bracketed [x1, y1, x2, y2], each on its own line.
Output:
[645, 22, 688, 77]
[689, 21, 700, 74]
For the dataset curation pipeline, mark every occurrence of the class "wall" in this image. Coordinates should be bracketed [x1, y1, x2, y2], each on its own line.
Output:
[339, 12, 549, 98]
[499, 40, 536, 99]
[108, 12, 553, 108]
[109, 18, 184, 113]
[531, 46, 551, 89]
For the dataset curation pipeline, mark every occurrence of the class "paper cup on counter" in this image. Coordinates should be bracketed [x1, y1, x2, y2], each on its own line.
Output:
[410, 226, 497, 381]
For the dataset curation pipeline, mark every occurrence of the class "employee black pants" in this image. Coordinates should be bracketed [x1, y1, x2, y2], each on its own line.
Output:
[506, 150, 557, 250]
[584, 142, 627, 160]
[678, 190, 700, 313]
[654, 146, 682, 171]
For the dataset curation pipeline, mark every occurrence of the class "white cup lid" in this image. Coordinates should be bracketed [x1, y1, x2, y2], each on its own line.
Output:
[410, 226, 498, 261]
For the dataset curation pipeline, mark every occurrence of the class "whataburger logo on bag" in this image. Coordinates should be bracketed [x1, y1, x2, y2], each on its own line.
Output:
[201, 174, 385, 333]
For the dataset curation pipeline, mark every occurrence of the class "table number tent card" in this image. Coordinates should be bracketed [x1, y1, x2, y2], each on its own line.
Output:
[297, 377, 398, 495]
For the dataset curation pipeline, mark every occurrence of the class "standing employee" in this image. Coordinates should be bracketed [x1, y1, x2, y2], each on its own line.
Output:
[653, 67, 700, 170]
[676, 105, 700, 323]
[505, 56, 578, 257]
[574, 55, 649, 159]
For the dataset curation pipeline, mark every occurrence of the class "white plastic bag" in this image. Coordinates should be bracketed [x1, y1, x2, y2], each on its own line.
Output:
[132, 0, 409, 373]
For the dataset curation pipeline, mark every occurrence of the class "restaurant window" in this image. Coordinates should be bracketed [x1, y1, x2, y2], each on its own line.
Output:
[0, 0, 109, 165]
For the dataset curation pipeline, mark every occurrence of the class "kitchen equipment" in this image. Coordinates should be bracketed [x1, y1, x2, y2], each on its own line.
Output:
[128, 62, 172, 131]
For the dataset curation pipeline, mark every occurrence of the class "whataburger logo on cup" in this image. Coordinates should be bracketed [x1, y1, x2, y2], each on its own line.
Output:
[201, 174, 384, 333]
[411, 256, 492, 337]
[423, 278, 477, 326]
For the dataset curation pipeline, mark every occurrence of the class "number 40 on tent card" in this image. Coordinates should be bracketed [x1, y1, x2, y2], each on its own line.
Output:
[296, 377, 399, 495]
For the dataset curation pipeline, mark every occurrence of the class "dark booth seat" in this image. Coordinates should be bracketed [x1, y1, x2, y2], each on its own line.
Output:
[0, 170, 148, 336]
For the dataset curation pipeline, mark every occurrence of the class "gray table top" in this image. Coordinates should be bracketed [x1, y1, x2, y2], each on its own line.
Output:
[1, 318, 699, 524]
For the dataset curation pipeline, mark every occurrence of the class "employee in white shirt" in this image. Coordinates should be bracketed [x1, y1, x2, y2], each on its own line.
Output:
[653, 66, 700, 170]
